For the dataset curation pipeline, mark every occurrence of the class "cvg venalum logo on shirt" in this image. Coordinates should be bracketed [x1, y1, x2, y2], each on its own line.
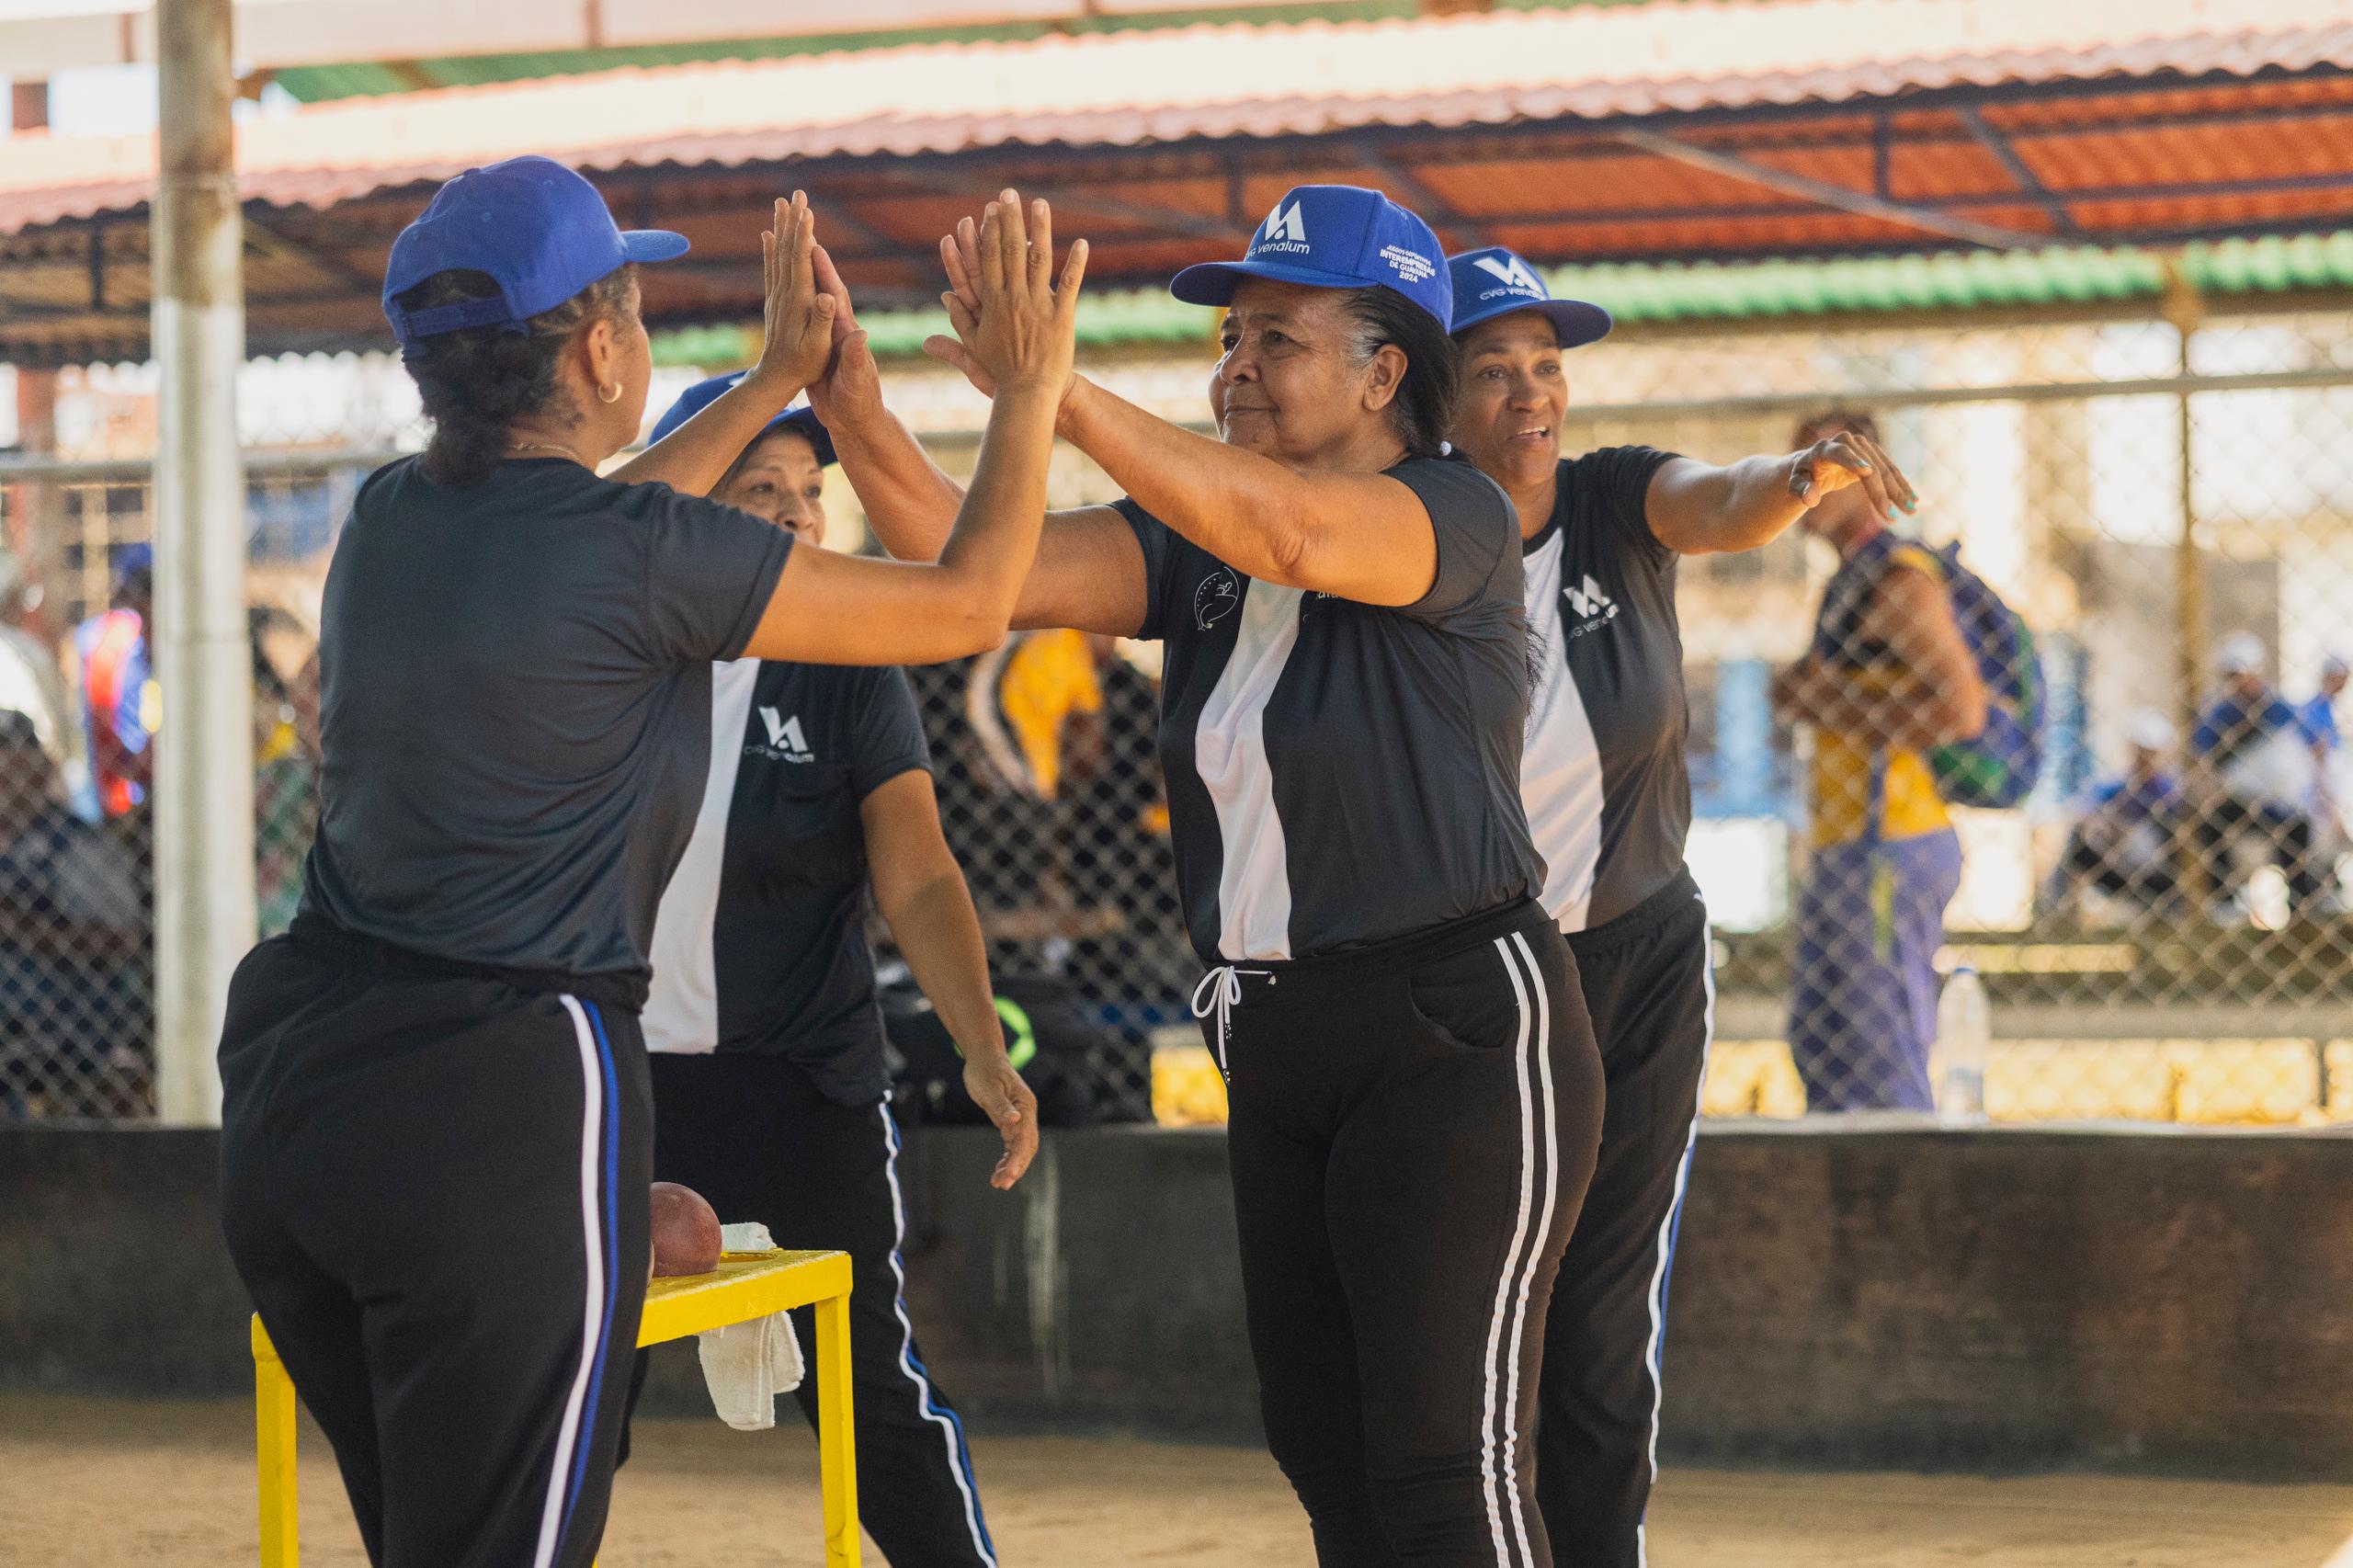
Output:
[747, 706, 816, 764]
[1195, 569, 1242, 631]
[1563, 574, 1621, 640]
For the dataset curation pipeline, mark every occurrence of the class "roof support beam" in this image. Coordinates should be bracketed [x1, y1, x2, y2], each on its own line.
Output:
[1956, 104, 2081, 238]
[243, 217, 380, 296]
[1347, 138, 1493, 249]
[1612, 128, 2049, 250]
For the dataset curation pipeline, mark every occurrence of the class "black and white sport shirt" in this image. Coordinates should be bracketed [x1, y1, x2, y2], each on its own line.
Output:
[303, 457, 791, 983]
[1120, 458, 1542, 966]
[642, 659, 928, 1106]
[1515, 447, 1692, 932]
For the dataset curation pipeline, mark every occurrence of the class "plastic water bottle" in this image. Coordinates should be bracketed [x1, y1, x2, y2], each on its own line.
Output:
[1936, 965, 1990, 1124]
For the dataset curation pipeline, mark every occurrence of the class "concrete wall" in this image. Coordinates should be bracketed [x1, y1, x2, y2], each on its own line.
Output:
[6, 1123, 2350, 1476]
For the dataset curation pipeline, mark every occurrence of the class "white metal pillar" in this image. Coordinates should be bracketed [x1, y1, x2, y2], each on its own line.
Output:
[152, 0, 254, 1125]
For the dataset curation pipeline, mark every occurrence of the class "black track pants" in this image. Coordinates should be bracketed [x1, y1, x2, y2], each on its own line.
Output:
[219, 934, 652, 1568]
[629, 1053, 998, 1568]
[1203, 900, 1605, 1568]
[1536, 875, 1714, 1568]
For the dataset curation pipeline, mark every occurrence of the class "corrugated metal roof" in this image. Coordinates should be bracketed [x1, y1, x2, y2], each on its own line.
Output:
[7, 0, 2353, 364]
[5, 0, 2348, 233]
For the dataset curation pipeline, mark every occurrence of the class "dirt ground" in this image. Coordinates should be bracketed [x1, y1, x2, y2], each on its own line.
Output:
[4, 1393, 2349, 1567]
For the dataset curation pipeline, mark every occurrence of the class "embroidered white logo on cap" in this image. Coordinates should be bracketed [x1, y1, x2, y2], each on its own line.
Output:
[1472, 254, 1545, 294]
[1262, 202, 1307, 244]
[1256, 201, 1311, 256]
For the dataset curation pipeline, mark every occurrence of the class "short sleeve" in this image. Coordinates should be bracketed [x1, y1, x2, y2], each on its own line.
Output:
[848, 667, 931, 800]
[1114, 498, 1184, 643]
[2281, 699, 2325, 747]
[639, 489, 795, 665]
[1390, 460, 1516, 625]
[1568, 446, 1678, 571]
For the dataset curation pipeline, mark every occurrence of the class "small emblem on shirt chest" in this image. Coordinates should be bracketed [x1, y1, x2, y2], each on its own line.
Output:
[1562, 574, 1621, 638]
[747, 706, 816, 764]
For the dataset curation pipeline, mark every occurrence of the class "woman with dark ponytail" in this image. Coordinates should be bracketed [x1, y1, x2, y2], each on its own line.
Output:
[853, 184, 1603, 1565]
[215, 160, 1086, 1568]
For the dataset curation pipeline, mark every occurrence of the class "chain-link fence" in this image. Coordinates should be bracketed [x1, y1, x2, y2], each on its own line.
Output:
[6, 301, 2353, 1125]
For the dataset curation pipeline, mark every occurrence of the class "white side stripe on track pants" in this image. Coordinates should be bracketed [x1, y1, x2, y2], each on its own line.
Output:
[1480, 933, 1560, 1568]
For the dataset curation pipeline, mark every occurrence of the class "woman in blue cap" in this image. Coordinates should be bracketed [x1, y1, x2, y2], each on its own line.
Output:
[215, 167, 1085, 1568]
[625, 373, 1017, 1567]
[1442, 245, 1915, 1568]
[858, 184, 1602, 1565]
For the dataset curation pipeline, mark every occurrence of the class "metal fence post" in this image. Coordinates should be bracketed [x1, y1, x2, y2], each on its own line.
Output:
[152, 0, 255, 1124]
[2159, 258, 2210, 915]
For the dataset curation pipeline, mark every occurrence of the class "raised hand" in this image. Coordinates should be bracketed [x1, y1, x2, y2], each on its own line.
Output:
[1790, 426, 1918, 521]
[804, 243, 881, 426]
[744, 192, 838, 408]
[924, 191, 1085, 403]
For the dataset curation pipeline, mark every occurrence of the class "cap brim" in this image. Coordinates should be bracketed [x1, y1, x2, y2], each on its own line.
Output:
[1453, 296, 1613, 348]
[620, 229, 692, 264]
[1169, 256, 1383, 306]
[770, 406, 838, 469]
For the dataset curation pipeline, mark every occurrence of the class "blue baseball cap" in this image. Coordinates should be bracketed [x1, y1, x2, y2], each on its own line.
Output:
[649, 372, 836, 468]
[1447, 246, 1611, 348]
[382, 155, 689, 346]
[1170, 185, 1453, 331]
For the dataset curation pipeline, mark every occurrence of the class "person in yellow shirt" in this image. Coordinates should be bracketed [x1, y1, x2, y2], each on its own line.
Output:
[1774, 411, 1987, 1110]
[995, 627, 1106, 800]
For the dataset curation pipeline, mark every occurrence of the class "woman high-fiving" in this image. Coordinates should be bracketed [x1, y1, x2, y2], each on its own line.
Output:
[845, 184, 1604, 1566]
[216, 165, 1080, 1568]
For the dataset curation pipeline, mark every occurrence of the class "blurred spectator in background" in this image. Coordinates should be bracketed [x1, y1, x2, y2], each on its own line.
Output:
[0, 556, 68, 767]
[2303, 653, 2347, 756]
[250, 608, 321, 937]
[2191, 631, 2328, 923]
[1774, 410, 1986, 1112]
[0, 711, 148, 1118]
[70, 543, 155, 830]
[993, 627, 1108, 804]
[2308, 653, 2349, 908]
[2043, 710, 2185, 922]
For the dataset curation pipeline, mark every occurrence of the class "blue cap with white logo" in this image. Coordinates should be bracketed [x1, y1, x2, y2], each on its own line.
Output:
[649, 372, 836, 468]
[382, 155, 690, 346]
[1170, 185, 1453, 331]
[1446, 246, 1611, 348]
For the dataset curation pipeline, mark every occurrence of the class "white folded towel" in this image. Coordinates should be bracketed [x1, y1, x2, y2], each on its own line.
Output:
[696, 1223, 800, 1429]
[720, 1221, 777, 1253]
[698, 1311, 805, 1430]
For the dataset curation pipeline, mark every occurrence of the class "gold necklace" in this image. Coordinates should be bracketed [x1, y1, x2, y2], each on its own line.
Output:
[509, 440, 589, 465]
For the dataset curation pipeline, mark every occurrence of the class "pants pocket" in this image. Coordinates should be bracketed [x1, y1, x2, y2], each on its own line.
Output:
[1401, 941, 1525, 1053]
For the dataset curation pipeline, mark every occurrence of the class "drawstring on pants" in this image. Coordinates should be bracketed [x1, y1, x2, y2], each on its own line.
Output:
[1191, 965, 1270, 1077]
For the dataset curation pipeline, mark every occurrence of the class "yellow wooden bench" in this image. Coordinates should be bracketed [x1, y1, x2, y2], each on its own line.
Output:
[252, 1248, 860, 1566]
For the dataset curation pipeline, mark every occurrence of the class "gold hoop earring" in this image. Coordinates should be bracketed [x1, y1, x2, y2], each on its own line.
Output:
[597, 382, 622, 405]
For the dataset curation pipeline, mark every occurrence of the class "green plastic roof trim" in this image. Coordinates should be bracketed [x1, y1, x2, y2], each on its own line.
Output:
[650, 233, 2353, 367]
[1562, 233, 2353, 324]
